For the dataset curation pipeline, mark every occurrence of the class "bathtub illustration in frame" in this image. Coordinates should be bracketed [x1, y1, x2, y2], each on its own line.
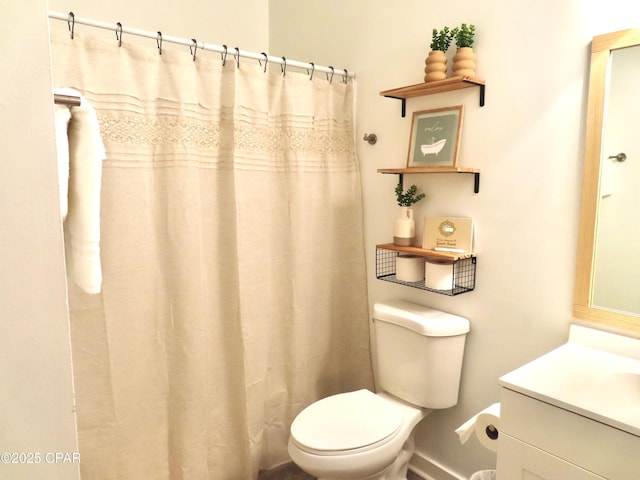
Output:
[407, 106, 463, 168]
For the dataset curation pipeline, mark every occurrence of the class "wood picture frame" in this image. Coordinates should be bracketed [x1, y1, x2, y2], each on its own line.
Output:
[407, 106, 463, 168]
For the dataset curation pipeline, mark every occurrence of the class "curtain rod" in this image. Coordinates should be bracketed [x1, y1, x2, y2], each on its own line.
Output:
[48, 11, 354, 81]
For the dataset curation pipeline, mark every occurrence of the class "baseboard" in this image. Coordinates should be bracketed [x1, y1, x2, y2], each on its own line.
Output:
[409, 451, 466, 480]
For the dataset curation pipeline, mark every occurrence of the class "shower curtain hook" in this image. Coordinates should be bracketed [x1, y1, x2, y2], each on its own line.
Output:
[190, 39, 198, 61]
[281, 57, 287, 76]
[67, 12, 75, 39]
[221, 45, 228, 66]
[327, 66, 335, 84]
[259, 52, 268, 73]
[234, 47, 240, 68]
[308, 62, 315, 80]
[156, 32, 163, 55]
[343, 69, 348, 84]
[115, 22, 123, 47]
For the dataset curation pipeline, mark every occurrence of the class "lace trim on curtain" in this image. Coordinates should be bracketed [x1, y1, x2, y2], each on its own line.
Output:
[96, 108, 356, 172]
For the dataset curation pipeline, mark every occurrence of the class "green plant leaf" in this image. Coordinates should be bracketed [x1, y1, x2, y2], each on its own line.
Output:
[430, 26, 453, 52]
[395, 183, 426, 207]
[453, 23, 475, 48]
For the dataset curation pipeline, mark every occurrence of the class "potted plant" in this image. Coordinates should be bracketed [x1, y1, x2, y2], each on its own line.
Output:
[451, 23, 477, 79]
[393, 184, 426, 246]
[424, 27, 453, 82]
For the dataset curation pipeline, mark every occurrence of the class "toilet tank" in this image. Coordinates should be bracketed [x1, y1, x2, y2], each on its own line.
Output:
[373, 300, 470, 409]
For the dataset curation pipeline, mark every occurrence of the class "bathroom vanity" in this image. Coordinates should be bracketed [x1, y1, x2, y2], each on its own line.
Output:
[496, 325, 640, 479]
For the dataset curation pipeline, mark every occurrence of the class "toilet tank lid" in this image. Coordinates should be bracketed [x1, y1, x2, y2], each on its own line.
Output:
[373, 300, 470, 336]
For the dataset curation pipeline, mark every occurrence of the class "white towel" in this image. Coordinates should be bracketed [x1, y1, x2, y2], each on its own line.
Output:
[54, 88, 106, 294]
[54, 104, 71, 219]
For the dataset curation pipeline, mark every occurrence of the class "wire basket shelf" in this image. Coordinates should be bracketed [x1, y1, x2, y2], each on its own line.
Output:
[376, 247, 476, 296]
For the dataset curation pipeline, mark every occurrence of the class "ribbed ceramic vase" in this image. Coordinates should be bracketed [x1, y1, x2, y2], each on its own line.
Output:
[424, 50, 447, 82]
[452, 47, 476, 79]
[393, 207, 415, 246]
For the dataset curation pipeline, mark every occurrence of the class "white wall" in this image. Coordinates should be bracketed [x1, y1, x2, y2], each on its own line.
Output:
[0, 1, 79, 479]
[270, 1, 640, 478]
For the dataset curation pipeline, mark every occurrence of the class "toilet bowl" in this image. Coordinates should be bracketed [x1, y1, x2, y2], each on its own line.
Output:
[288, 389, 431, 480]
[288, 300, 470, 480]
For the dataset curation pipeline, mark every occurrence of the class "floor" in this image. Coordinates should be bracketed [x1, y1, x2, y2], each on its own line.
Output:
[257, 463, 314, 480]
[257, 463, 423, 479]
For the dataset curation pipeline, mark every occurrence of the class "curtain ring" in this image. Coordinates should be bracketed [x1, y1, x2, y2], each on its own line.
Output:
[234, 47, 240, 68]
[221, 45, 228, 66]
[67, 12, 75, 39]
[281, 57, 287, 76]
[190, 39, 198, 61]
[327, 66, 334, 84]
[156, 32, 163, 55]
[343, 69, 348, 84]
[259, 52, 268, 73]
[115, 22, 123, 47]
[308, 62, 315, 80]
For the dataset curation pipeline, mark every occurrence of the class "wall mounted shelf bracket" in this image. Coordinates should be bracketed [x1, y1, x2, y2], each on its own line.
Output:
[386, 95, 408, 118]
[471, 171, 480, 193]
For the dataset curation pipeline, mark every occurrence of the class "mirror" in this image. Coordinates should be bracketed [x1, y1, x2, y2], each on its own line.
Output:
[574, 29, 640, 334]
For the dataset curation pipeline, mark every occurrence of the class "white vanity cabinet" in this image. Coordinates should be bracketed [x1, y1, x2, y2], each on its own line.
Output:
[496, 335, 640, 480]
[497, 388, 619, 479]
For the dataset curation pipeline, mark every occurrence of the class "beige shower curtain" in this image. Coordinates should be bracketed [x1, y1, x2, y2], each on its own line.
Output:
[51, 29, 372, 479]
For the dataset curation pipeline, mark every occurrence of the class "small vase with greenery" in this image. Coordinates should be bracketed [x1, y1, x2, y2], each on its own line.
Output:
[393, 184, 425, 246]
[425, 27, 453, 82]
[451, 23, 477, 79]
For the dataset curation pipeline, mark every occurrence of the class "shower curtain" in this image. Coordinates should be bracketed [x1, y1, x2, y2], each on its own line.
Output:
[51, 29, 373, 479]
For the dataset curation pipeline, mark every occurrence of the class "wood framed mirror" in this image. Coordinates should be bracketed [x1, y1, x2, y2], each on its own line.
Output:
[574, 28, 640, 334]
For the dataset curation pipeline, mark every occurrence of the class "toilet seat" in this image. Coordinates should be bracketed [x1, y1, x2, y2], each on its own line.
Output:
[290, 389, 404, 454]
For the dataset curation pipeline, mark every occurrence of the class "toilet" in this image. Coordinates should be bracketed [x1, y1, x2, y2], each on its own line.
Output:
[288, 300, 470, 480]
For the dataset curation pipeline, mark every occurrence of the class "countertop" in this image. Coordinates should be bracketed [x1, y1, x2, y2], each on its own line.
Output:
[499, 340, 640, 437]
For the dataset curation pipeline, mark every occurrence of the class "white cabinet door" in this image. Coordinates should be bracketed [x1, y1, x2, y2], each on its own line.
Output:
[497, 434, 606, 480]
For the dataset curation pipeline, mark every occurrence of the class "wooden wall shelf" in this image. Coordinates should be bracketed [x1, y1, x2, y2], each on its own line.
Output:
[377, 167, 481, 193]
[376, 243, 475, 261]
[380, 77, 486, 117]
[375, 77, 483, 295]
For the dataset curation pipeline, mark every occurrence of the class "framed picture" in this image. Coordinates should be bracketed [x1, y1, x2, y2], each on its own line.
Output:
[406, 106, 463, 168]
